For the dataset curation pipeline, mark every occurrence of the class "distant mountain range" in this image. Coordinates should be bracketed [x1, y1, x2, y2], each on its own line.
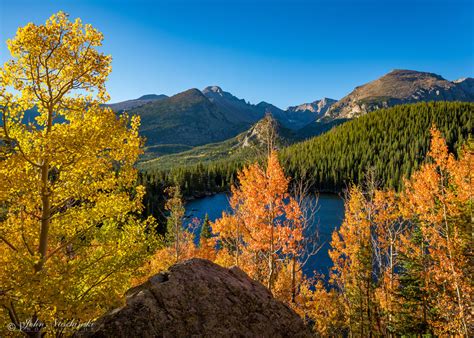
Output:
[107, 69, 473, 158]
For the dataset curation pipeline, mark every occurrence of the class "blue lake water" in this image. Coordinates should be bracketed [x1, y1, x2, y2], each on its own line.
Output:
[185, 193, 345, 278]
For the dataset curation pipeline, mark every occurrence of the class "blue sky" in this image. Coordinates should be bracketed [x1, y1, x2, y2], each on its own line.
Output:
[0, 0, 473, 108]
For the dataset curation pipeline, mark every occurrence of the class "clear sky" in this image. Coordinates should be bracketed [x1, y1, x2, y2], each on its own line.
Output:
[1, 0, 473, 108]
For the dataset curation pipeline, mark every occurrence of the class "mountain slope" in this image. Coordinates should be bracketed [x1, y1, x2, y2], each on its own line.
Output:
[202, 86, 313, 129]
[108, 94, 168, 112]
[202, 86, 264, 124]
[283, 101, 473, 191]
[324, 70, 474, 120]
[129, 89, 250, 157]
[138, 115, 295, 171]
[287, 98, 337, 127]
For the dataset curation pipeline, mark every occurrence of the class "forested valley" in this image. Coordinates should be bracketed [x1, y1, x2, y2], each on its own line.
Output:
[139, 101, 472, 226]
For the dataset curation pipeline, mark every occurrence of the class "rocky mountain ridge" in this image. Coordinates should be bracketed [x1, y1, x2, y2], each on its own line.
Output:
[323, 69, 474, 120]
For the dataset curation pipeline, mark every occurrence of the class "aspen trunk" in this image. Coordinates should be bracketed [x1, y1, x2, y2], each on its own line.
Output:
[291, 256, 296, 303]
[35, 107, 53, 272]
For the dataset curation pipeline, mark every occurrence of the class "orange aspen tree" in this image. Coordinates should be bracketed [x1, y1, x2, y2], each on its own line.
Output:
[329, 185, 379, 336]
[400, 127, 472, 335]
[372, 189, 406, 335]
[214, 151, 303, 291]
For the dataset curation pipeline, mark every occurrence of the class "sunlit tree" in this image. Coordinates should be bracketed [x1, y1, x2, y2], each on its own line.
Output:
[329, 185, 379, 336]
[399, 127, 472, 335]
[198, 214, 216, 260]
[214, 151, 303, 290]
[164, 186, 187, 263]
[0, 12, 156, 336]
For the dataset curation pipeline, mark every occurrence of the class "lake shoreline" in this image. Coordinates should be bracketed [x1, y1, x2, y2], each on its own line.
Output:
[184, 188, 344, 202]
[185, 192, 345, 279]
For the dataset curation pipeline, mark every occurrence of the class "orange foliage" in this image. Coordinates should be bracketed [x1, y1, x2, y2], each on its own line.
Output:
[399, 127, 472, 335]
[213, 151, 304, 290]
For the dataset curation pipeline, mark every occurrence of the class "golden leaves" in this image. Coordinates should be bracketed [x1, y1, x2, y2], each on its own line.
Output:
[0, 12, 157, 335]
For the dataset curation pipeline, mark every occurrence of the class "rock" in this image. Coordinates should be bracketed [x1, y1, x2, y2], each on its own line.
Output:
[323, 69, 474, 120]
[75, 258, 311, 338]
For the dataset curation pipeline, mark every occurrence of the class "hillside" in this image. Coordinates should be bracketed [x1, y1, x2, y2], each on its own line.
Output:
[283, 101, 473, 190]
[138, 115, 294, 171]
[324, 70, 474, 119]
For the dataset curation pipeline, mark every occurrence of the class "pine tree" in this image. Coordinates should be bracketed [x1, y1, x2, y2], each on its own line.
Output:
[198, 213, 215, 260]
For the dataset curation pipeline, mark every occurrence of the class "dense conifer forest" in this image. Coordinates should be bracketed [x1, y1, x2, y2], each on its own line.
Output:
[282, 101, 472, 190]
[139, 101, 473, 223]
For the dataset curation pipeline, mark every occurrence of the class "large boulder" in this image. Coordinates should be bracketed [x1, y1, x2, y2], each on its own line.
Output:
[76, 258, 311, 337]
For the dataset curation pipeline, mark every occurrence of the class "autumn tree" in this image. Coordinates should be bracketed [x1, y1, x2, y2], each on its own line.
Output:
[212, 211, 245, 267]
[0, 12, 157, 336]
[286, 176, 322, 304]
[213, 151, 303, 291]
[329, 185, 379, 336]
[372, 189, 406, 335]
[398, 127, 472, 336]
[298, 280, 347, 336]
[164, 186, 187, 263]
[198, 214, 216, 260]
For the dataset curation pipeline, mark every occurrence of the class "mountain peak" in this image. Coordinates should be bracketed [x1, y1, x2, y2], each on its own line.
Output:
[108, 94, 168, 112]
[137, 94, 167, 100]
[323, 69, 473, 120]
[386, 69, 446, 81]
[203, 86, 224, 95]
[171, 88, 207, 101]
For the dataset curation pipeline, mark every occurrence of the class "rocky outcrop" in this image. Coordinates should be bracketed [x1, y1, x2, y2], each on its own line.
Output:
[323, 69, 474, 120]
[75, 259, 311, 338]
[286, 98, 337, 127]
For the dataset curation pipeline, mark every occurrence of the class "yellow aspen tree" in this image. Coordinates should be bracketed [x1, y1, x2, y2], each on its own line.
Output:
[212, 211, 245, 267]
[0, 12, 156, 336]
[298, 280, 346, 336]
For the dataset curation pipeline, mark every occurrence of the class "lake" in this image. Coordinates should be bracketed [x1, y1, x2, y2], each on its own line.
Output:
[185, 193, 345, 278]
